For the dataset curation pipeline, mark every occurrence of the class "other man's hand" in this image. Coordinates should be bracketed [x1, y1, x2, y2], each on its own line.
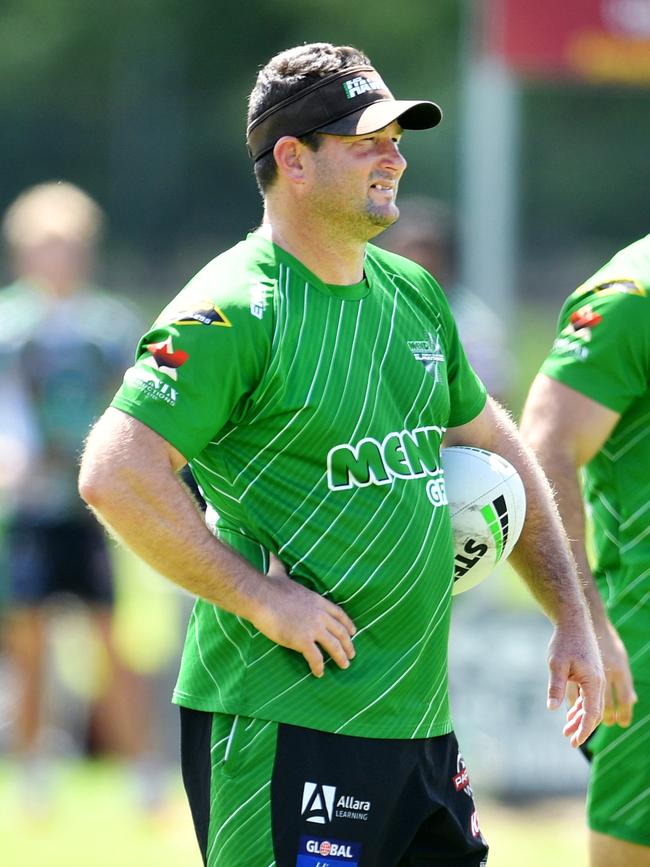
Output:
[566, 620, 637, 728]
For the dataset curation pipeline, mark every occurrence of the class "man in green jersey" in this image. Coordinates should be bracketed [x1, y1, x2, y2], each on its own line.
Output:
[79, 43, 603, 867]
[522, 235, 650, 867]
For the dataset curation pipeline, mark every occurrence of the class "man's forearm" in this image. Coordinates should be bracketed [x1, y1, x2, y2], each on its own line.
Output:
[449, 399, 589, 625]
[523, 436, 613, 639]
[79, 409, 358, 678]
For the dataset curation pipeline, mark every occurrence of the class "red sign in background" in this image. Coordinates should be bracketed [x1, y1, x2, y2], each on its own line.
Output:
[487, 0, 650, 84]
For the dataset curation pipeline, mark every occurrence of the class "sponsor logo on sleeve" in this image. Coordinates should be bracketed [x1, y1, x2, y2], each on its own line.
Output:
[174, 303, 231, 326]
[250, 283, 269, 319]
[567, 305, 602, 336]
[581, 277, 646, 298]
[143, 337, 189, 381]
[552, 302, 603, 360]
[156, 298, 231, 327]
[124, 366, 178, 406]
[297, 835, 362, 867]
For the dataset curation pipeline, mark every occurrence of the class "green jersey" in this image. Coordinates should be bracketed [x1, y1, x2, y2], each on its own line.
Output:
[112, 232, 486, 738]
[541, 234, 650, 685]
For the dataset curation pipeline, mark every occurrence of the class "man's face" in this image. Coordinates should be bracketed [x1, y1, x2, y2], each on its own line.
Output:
[304, 121, 407, 241]
[16, 236, 91, 294]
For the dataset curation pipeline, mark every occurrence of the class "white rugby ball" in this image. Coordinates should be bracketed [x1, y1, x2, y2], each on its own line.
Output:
[441, 446, 526, 595]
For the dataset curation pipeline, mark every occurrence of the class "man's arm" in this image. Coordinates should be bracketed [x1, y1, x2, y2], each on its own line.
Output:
[521, 373, 637, 727]
[78, 407, 356, 678]
[446, 396, 605, 747]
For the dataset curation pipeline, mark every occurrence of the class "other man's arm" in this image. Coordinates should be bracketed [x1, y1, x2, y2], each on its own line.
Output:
[521, 374, 637, 727]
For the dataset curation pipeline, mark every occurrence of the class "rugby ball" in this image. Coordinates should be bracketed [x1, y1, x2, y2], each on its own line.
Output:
[441, 446, 526, 595]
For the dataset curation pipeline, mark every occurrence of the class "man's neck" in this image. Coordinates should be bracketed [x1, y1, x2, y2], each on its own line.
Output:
[258, 208, 367, 286]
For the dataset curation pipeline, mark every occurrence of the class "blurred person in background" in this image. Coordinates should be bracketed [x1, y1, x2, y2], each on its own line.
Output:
[79, 42, 603, 867]
[0, 181, 161, 812]
[521, 234, 650, 867]
[377, 196, 513, 404]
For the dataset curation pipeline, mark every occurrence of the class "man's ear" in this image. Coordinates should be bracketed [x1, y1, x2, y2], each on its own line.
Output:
[273, 136, 307, 185]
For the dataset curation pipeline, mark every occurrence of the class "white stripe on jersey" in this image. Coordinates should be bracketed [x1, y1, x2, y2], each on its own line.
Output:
[594, 711, 650, 762]
[630, 639, 650, 664]
[609, 786, 650, 823]
[414, 664, 448, 737]
[596, 492, 622, 523]
[614, 590, 650, 627]
[333, 566, 449, 733]
[246, 475, 418, 672]
[280, 281, 399, 566]
[237, 267, 304, 428]
[272, 296, 366, 537]
[210, 262, 290, 448]
[210, 734, 231, 755]
[603, 412, 650, 461]
[620, 499, 650, 531]
[334, 470, 440, 604]
[252, 507, 447, 716]
[616, 567, 650, 603]
[207, 778, 271, 863]
[234, 280, 318, 488]
[212, 607, 248, 668]
[236, 311, 338, 501]
[192, 458, 241, 505]
[191, 608, 224, 705]
[621, 527, 650, 555]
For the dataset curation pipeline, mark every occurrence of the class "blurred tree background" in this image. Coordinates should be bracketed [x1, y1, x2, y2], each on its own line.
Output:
[1, 0, 647, 309]
[0, 0, 463, 294]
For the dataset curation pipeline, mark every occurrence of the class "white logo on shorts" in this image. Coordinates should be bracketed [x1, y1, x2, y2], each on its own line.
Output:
[302, 782, 336, 824]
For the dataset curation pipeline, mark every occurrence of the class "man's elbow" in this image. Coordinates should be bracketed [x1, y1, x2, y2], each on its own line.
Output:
[78, 450, 113, 511]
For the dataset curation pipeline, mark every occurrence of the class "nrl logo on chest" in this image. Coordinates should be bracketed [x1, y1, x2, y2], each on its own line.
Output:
[408, 332, 446, 386]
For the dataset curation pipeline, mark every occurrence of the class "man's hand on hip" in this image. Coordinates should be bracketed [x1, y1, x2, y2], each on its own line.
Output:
[249, 557, 357, 678]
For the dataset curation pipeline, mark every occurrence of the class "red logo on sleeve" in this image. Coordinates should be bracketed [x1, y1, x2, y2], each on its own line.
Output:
[569, 306, 602, 331]
[146, 338, 189, 370]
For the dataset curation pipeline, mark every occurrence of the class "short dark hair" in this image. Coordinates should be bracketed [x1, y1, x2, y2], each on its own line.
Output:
[247, 42, 371, 195]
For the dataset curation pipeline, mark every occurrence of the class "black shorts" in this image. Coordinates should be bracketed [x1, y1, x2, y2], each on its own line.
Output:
[180, 707, 489, 867]
[6, 513, 114, 606]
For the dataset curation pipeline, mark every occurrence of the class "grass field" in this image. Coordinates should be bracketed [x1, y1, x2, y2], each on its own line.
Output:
[0, 758, 588, 867]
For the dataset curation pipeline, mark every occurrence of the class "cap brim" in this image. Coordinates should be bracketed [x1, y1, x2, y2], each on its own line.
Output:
[318, 99, 442, 136]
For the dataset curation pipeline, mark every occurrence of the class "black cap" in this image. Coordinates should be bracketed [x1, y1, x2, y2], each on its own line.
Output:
[247, 66, 442, 161]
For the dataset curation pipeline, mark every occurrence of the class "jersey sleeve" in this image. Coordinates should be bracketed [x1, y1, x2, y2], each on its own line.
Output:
[540, 286, 650, 414]
[111, 279, 273, 460]
[432, 280, 487, 426]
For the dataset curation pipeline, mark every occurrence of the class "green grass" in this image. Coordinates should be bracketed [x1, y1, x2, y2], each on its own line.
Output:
[0, 759, 202, 867]
[479, 797, 588, 867]
[0, 758, 588, 867]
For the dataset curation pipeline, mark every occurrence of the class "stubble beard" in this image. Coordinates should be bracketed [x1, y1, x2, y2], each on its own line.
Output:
[308, 175, 401, 243]
[364, 199, 400, 239]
